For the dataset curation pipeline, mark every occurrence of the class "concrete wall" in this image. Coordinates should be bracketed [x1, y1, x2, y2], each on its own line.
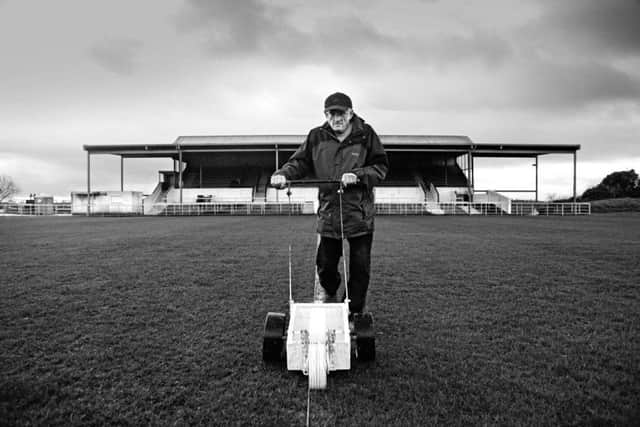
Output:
[374, 187, 424, 203]
[474, 191, 511, 213]
[165, 187, 254, 203]
[71, 191, 143, 215]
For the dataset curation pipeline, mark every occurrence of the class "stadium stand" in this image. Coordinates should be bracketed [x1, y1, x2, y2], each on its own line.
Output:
[148, 163, 481, 216]
[77, 135, 588, 216]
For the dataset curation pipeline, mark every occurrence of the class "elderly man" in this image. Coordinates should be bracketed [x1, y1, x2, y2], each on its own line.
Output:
[270, 92, 388, 314]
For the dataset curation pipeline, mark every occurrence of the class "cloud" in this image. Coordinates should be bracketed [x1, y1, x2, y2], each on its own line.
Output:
[88, 38, 143, 75]
[522, 0, 640, 58]
[174, 0, 511, 70]
[360, 56, 640, 114]
[171, 0, 637, 114]
[175, 0, 397, 65]
[499, 58, 640, 110]
[416, 31, 513, 68]
[175, 0, 292, 55]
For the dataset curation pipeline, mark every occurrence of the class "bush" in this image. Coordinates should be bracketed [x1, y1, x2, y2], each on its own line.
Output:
[579, 169, 639, 201]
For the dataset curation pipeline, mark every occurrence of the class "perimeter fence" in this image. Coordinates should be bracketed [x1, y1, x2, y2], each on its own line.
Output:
[373, 202, 590, 216]
[154, 202, 314, 216]
[152, 202, 590, 216]
[510, 202, 591, 216]
[1, 201, 591, 216]
[0, 203, 72, 216]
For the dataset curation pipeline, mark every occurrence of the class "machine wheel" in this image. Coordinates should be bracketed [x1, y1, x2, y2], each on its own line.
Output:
[307, 343, 327, 389]
[353, 312, 376, 362]
[263, 312, 286, 363]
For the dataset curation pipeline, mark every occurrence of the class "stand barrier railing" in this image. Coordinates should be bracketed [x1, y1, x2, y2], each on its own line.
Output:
[0, 203, 72, 216]
[375, 202, 506, 215]
[155, 202, 315, 216]
[510, 202, 591, 216]
[153, 202, 590, 216]
[0, 201, 591, 216]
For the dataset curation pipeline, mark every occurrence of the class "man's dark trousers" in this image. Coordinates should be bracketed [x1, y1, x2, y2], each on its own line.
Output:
[316, 233, 373, 313]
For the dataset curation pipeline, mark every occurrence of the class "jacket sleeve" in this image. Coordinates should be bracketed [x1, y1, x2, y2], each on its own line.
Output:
[273, 134, 313, 180]
[352, 127, 388, 189]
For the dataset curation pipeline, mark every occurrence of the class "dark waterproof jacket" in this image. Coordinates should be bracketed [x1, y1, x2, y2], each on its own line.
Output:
[275, 115, 389, 238]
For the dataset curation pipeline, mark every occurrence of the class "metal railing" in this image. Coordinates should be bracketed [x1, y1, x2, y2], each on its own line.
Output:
[375, 202, 508, 215]
[0, 203, 72, 216]
[154, 202, 315, 216]
[374, 202, 590, 216]
[374, 203, 431, 215]
[150, 201, 591, 217]
[510, 202, 591, 216]
[0, 201, 591, 216]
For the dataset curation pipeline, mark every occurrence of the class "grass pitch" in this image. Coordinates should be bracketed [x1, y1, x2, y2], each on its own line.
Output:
[1, 214, 639, 426]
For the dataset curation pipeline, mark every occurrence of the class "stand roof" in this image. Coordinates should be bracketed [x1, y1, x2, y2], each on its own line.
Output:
[84, 135, 580, 159]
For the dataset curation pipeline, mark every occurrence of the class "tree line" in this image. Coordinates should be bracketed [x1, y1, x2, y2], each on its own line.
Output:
[579, 169, 640, 201]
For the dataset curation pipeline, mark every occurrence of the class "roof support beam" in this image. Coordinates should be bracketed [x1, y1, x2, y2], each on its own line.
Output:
[179, 146, 183, 204]
[535, 156, 539, 202]
[467, 150, 473, 204]
[86, 151, 91, 216]
[120, 156, 124, 192]
[573, 151, 577, 202]
[471, 152, 475, 189]
[275, 145, 279, 203]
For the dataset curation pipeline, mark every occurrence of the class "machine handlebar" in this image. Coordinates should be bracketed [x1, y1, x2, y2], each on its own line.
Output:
[286, 179, 341, 185]
[269, 179, 343, 188]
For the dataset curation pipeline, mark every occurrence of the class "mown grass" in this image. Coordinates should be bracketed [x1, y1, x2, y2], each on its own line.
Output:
[1, 214, 639, 426]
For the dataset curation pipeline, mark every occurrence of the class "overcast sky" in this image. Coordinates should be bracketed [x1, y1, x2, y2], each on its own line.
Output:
[1, 0, 639, 200]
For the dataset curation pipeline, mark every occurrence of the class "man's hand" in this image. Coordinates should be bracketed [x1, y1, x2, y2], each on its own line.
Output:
[270, 174, 287, 189]
[341, 172, 358, 187]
